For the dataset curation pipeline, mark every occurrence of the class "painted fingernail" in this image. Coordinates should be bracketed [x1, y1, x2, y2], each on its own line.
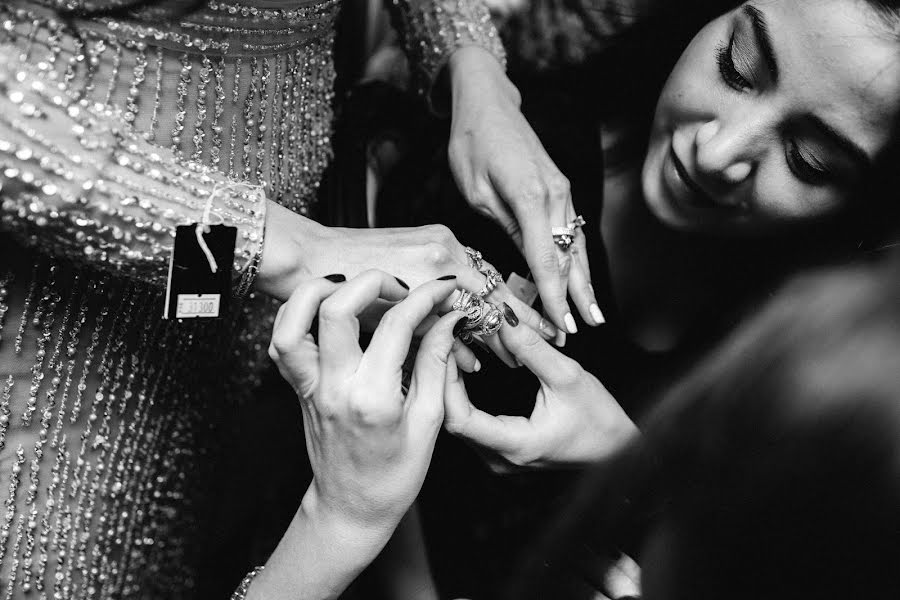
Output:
[564, 312, 578, 334]
[324, 273, 346, 283]
[589, 303, 606, 325]
[473, 358, 482, 372]
[437, 274, 457, 281]
[501, 302, 519, 327]
[514, 357, 523, 368]
[453, 316, 470, 338]
[395, 276, 410, 290]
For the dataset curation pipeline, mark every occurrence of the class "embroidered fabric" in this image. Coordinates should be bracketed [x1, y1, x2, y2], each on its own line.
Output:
[0, 1, 505, 598]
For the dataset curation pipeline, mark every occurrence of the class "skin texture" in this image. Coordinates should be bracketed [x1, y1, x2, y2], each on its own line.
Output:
[642, 0, 900, 235]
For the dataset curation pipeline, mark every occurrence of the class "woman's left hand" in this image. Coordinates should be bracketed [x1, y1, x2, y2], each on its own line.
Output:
[446, 47, 603, 337]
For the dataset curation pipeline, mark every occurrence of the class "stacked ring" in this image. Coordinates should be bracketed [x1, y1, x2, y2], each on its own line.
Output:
[552, 216, 587, 251]
[452, 291, 505, 340]
[465, 246, 504, 298]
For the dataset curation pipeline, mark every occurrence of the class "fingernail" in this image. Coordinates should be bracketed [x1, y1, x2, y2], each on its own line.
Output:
[324, 273, 346, 283]
[514, 357, 523, 368]
[437, 274, 457, 281]
[589, 303, 605, 325]
[453, 316, 470, 338]
[538, 318, 558, 338]
[473, 358, 482, 372]
[501, 302, 519, 327]
[555, 330, 567, 348]
[395, 276, 409, 290]
[564, 312, 578, 334]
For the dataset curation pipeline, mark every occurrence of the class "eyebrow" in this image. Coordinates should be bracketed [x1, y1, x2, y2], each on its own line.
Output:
[744, 5, 779, 83]
[807, 114, 872, 170]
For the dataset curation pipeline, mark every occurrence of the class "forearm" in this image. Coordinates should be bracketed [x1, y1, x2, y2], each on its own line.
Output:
[0, 49, 265, 293]
[246, 490, 397, 600]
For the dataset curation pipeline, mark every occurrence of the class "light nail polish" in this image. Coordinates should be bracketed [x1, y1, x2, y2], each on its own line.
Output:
[589, 304, 606, 325]
[473, 359, 482, 373]
[564, 313, 578, 334]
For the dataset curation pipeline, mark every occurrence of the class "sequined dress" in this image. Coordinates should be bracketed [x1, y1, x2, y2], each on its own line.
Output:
[0, 1, 505, 597]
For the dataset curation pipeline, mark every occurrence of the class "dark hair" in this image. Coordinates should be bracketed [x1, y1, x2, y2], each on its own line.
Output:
[509, 256, 900, 600]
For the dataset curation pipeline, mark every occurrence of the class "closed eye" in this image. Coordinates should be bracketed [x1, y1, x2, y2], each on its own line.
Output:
[717, 32, 752, 91]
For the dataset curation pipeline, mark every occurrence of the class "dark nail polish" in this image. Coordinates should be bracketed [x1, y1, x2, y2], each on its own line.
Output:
[324, 274, 346, 283]
[437, 275, 457, 281]
[395, 276, 409, 290]
[453, 316, 470, 338]
[502, 302, 519, 327]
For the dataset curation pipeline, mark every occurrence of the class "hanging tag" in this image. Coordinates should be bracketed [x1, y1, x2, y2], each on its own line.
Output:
[507, 271, 539, 306]
[164, 223, 236, 319]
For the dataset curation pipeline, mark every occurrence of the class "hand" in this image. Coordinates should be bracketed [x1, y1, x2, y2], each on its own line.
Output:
[257, 202, 557, 368]
[442, 318, 638, 471]
[446, 47, 603, 337]
[255, 272, 464, 600]
[268, 270, 465, 532]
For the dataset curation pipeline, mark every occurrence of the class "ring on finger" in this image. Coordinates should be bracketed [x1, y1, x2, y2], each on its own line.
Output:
[477, 267, 503, 298]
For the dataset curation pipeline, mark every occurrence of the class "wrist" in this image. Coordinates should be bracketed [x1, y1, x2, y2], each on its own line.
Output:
[255, 199, 330, 301]
[448, 46, 520, 107]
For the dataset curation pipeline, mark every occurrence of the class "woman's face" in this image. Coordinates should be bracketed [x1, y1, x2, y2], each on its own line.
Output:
[642, 0, 900, 235]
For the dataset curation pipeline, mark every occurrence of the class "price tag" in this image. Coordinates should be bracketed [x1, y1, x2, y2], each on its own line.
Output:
[176, 294, 222, 318]
[164, 223, 236, 319]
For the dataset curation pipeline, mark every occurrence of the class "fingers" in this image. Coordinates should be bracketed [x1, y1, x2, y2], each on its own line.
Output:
[406, 311, 468, 430]
[510, 199, 572, 335]
[442, 359, 530, 456]
[451, 340, 481, 374]
[363, 278, 460, 376]
[568, 249, 604, 327]
[318, 270, 410, 381]
[268, 277, 343, 395]
[498, 314, 584, 389]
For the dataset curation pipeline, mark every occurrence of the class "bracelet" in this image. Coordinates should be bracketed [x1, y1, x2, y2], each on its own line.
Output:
[235, 240, 263, 298]
[230, 565, 265, 600]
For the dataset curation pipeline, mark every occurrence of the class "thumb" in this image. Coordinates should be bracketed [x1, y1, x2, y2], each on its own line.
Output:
[407, 312, 467, 429]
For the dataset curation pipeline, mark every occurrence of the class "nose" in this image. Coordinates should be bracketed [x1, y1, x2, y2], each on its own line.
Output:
[694, 120, 755, 185]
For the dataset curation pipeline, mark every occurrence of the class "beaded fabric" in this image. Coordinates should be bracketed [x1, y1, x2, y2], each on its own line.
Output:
[0, 1, 505, 598]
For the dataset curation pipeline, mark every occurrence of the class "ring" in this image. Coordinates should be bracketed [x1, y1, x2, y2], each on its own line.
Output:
[465, 247, 484, 271]
[551, 226, 575, 237]
[452, 291, 505, 339]
[477, 303, 504, 336]
[569, 215, 586, 229]
[477, 267, 503, 298]
[553, 234, 574, 251]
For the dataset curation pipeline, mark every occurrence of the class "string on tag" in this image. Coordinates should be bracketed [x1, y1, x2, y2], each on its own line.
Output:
[195, 183, 222, 273]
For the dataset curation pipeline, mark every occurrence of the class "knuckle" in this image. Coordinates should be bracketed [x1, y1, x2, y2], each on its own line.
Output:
[546, 173, 571, 199]
[318, 297, 346, 324]
[538, 248, 560, 273]
[519, 179, 549, 205]
[423, 223, 455, 245]
[269, 331, 296, 358]
[422, 241, 455, 267]
[556, 358, 582, 387]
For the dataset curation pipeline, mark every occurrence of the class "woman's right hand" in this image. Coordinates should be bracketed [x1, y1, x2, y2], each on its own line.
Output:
[253, 271, 463, 599]
[257, 201, 558, 367]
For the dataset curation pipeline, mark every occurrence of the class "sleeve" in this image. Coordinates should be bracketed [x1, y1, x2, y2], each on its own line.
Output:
[0, 51, 267, 296]
[388, 0, 507, 109]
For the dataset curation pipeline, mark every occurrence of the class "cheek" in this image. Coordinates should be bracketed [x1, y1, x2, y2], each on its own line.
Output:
[751, 164, 845, 223]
